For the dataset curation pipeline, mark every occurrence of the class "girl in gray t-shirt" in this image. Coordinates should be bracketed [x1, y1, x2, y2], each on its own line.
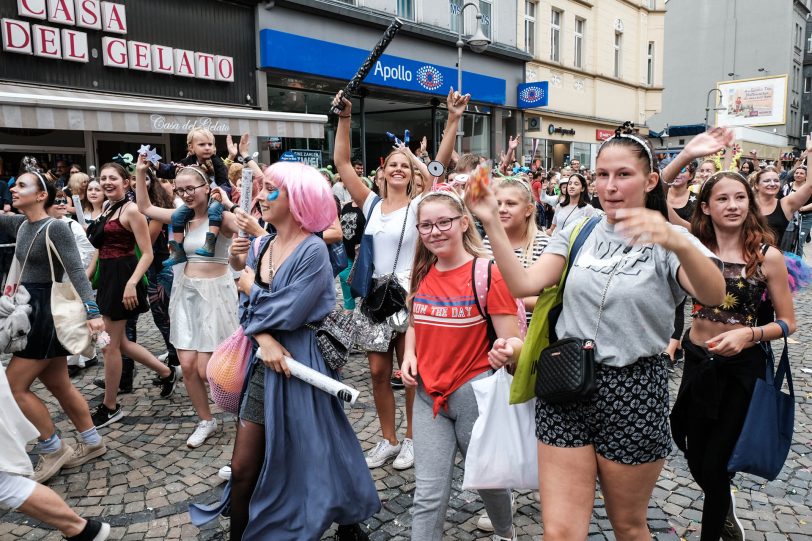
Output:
[466, 129, 725, 541]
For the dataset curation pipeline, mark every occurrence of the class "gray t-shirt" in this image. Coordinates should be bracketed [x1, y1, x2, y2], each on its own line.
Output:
[546, 217, 717, 367]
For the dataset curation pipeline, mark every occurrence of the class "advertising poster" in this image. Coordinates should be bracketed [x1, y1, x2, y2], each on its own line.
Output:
[716, 75, 787, 127]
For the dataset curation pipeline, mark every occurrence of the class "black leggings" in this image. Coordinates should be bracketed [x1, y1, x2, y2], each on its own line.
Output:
[678, 341, 765, 541]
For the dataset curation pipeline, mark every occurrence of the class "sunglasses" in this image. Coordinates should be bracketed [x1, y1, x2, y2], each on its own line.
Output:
[54, 198, 68, 205]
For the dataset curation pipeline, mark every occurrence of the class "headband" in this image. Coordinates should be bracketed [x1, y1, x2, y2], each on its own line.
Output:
[496, 176, 533, 194]
[600, 128, 654, 172]
[20, 156, 48, 191]
[426, 183, 465, 206]
[179, 166, 209, 184]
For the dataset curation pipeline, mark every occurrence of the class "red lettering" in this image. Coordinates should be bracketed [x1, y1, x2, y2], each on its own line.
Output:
[102, 2, 126, 34]
[151, 45, 173, 73]
[78, 0, 100, 28]
[216, 56, 234, 82]
[19, 0, 46, 18]
[2, 19, 32, 53]
[175, 49, 195, 77]
[49, 0, 75, 25]
[102, 36, 127, 67]
[196, 53, 214, 79]
[34, 25, 59, 56]
[62, 29, 88, 62]
[128, 41, 150, 70]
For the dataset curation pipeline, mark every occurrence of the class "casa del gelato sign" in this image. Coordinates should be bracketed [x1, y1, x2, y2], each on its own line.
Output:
[1, 0, 234, 82]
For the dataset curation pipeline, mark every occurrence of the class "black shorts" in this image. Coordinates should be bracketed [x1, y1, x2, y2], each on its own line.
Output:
[535, 355, 672, 465]
[239, 362, 266, 426]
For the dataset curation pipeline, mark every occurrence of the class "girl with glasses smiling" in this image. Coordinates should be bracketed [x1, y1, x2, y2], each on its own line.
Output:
[400, 190, 521, 541]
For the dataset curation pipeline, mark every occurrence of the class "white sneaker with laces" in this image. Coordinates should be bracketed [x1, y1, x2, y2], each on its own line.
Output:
[218, 464, 232, 481]
[365, 440, 401, 468]
[186, 419, 218, 448]
[392, 437, 414, 470]
[157, 352, 169, 362]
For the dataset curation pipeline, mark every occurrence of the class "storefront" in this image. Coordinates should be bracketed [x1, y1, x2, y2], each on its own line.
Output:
[523, 113, 621, 171]
[0, 0, 325, 182]
[256, 6, 526, 172]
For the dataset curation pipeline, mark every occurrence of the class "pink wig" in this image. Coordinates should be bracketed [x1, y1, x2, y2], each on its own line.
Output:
[266, 161, 336, 233]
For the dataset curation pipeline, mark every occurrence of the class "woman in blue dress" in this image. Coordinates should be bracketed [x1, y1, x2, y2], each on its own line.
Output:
[207, 161, 380, 540]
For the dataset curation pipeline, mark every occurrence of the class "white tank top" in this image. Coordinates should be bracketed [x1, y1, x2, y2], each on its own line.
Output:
[183, 218, 232, 264]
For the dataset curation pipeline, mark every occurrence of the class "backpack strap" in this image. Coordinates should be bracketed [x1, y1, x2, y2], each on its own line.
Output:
[560, 216, 601, 289]
[471, 257, 497, 346]
[363, 195, 382, 226]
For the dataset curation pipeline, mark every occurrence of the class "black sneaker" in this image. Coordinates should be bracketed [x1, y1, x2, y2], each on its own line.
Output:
[159, 366, 179, 398]
[721, 489, 745, 541]
[66, 519, 111, 541]
[92, 377, 133, 394]
[68, 365, 82, 378]
[391, 370, 405, 390]
[335, 524, 369, 541]
[91, 403, 124, 429]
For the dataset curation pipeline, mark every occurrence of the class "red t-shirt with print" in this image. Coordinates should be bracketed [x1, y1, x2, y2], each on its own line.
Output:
[412, 258, 517, 415]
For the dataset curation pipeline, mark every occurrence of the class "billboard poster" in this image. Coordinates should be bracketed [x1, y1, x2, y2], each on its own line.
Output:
[715, 75, 787, 128]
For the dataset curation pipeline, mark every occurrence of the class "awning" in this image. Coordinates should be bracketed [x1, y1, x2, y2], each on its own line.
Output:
[0, 83, 326, 139]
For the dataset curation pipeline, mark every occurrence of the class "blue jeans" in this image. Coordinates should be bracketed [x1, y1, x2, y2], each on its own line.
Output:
[799, 213, 812, 258]
[170, 201, 223, 231]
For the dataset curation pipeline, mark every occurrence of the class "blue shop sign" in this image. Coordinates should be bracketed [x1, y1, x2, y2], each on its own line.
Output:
[517, 82, 549, 109]
[260, 29, 506, 105]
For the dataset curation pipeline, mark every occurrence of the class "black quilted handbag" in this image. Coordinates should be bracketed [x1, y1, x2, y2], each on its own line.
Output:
[534, 338, 596, 403]
[535, 249, 623, 404]
[309, 310, 356, 371]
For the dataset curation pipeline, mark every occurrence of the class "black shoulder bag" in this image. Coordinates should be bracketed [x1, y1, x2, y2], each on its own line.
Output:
[85, 199, 127, 249]
[361, 201, 411, 323]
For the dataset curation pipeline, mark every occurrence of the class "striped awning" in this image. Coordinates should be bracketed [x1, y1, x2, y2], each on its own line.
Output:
[0, 83, 326, 139]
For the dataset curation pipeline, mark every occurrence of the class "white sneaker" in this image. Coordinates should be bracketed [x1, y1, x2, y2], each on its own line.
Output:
[186, 419, 218, 448]
[392, 437, 414, 470]
[217, 464, 231, 481]
[491, 530, 517, 541]
[157, 352, 169, 362]
[477, 492, 516, 532]
[365, 440, 401, 468]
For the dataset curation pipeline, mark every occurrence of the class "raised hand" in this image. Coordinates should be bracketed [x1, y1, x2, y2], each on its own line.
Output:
[226, 135, 238, 159]
[331, 90, 353, 117]
[508, 135, 521, 151]
[683, 127, 734, 159]
[446, 87, 471, 118]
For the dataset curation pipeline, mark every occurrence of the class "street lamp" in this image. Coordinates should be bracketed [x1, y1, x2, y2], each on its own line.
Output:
[456, 2, 491, 152]
[705, 88, 724, 128]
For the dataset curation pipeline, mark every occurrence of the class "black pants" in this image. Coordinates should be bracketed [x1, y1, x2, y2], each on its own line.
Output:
[672, 340, 765, 541]
[671, 298, 686, 341]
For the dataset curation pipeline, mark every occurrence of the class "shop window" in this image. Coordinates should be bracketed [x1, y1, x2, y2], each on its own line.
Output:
[479, 0, 493, 40]
[550, 9, 562, 62]
[805, 76, 811, 93]
[803, 114, 809, 136]
[525, 1, 536, 55]
[574, 17, 584, 69]
[397, 0, 414, 20]
[450, 0, 462, 33]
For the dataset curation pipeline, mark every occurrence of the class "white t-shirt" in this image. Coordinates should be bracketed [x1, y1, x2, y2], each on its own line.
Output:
[333, 183, 351, 205]
[363, 192, 422, 278]
[552, 203, 595, 229]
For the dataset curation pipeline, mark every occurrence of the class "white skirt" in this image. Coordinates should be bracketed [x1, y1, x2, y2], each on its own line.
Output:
[169, 271, 239, 353]
[0, 363, 39, 476]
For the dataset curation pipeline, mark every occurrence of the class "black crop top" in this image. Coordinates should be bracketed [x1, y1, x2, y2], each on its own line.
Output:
[692, 252, 767, 326]
[765, 202, 789, 243]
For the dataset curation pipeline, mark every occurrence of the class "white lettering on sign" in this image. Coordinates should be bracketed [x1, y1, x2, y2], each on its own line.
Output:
[47, 0, 75, 26]
[150, 114, 231, 134]
[100, 1, 125, 34]
[61, 28, 87, 62]
[101, 35, 126, 67]
[4, 1, 235, 83]
[373, 61, 412, 82]
[18, 0, 46, 20]
[76, 0, 100, 30]
[32, 23, 60, 57]
[2, 18, 32, 54]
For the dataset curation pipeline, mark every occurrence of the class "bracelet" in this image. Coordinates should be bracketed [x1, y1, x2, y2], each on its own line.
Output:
[758, 326, 765, 342]
[338, 114, 351, 118]
[750, 327, 755, 343]
[223, 158, 234, 167]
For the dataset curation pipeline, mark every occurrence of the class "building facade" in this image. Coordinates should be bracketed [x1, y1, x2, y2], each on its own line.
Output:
[519, 0, 665, 169]
[650, 0, 810, 159]
[256, 0, 530, 171]
[802, 15, 812, 142]
[0, 0, 324, 181]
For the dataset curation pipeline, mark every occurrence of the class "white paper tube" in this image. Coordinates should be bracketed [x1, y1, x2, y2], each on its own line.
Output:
[256, 348, 360, 405]
[72, 196, 86, 226]
[238, 166, 254, 238]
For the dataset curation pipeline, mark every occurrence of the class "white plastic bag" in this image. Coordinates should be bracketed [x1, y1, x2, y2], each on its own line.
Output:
[463, 368, 539, 490]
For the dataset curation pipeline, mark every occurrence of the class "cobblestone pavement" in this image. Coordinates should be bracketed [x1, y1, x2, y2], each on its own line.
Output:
[2, 284, 811, 540]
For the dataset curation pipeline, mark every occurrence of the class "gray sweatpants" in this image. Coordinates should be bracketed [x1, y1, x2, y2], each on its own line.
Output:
[411, 373, 513, 540]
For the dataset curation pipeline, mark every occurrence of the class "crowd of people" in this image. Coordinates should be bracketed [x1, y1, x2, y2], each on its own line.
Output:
[0, 86, 804, 541]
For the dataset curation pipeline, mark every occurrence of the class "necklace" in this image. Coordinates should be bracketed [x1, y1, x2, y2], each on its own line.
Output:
[265, 234, 304, 284]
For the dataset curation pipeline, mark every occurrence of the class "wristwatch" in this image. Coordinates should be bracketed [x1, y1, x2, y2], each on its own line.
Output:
[237, 155, 254, 165]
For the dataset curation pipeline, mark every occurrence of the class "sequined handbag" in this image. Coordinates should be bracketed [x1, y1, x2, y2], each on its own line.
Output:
[361, 201, 410, 323]
[535, 245, 623, 404]
[308, 309, 357, 371]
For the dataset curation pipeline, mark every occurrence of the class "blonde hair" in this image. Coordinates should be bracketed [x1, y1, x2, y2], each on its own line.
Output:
[381, 149, 417, 199]
[495, 178, 539, 266]
[228, 163, 244, 187]
[187, 127, 215, 146]
[408, 192, 487, 308]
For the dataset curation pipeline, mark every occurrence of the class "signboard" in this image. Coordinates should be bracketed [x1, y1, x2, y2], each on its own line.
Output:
[260, 29, 506, 105]
[290, 149, 321, 168]
[596, 129, 614, 141]
[279, 151, 298, 162]
[716, 75, 788, 128]
[517, 82, 549, 109]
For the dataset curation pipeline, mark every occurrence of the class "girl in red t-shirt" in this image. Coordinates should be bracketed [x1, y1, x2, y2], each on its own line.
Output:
[401, 190, 522, 541]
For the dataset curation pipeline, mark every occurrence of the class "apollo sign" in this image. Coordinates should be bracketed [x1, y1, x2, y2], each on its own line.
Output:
[1, 0, 234, 82]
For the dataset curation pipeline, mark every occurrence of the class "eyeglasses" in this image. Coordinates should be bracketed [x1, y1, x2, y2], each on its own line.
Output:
[54, 198, 68, 205]
[416, 216, 463, 235]
[172, 184, 207, 196]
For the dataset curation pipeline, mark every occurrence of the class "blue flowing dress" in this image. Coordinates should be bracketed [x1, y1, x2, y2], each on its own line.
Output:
[190, 234, 380, 540]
